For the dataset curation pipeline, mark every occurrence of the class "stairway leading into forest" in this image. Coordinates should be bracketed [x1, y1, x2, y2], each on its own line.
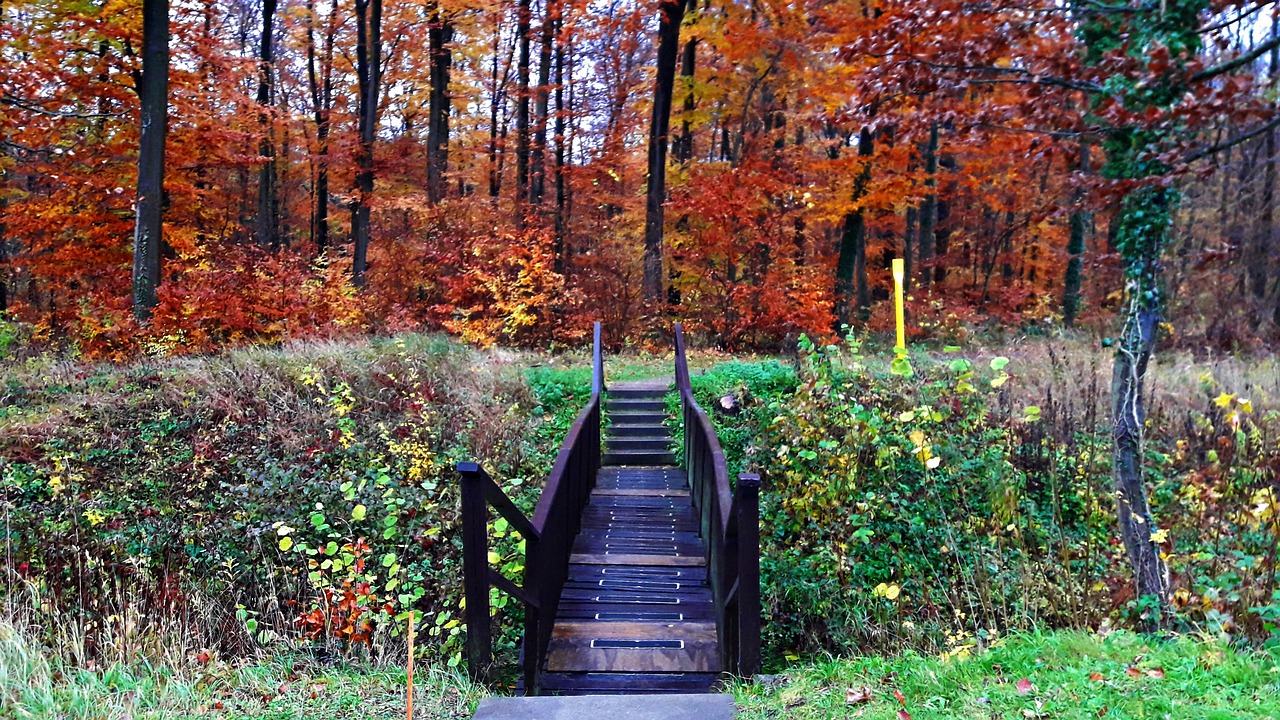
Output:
[461, 322, 756, 717]
[535, 379, 723, 696]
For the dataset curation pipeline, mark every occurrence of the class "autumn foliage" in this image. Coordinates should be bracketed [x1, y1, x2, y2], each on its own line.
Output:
[1, 0, 1277, 358]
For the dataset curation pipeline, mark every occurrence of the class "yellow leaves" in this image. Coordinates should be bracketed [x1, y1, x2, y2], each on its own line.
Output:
[1149, 527, 1168, 544]
[1214, 393, 1235, 409]
[351, 504, 367, 521]
[1251, 488, 1277, 523]
[83, 509, 105, 526]
[873, 582, 902, 601]
[909, 430, 940, 469]
[898, 410, 916, 422]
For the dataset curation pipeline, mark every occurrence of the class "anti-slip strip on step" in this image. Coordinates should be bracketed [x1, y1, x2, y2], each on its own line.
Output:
[590, 639, 685, 650]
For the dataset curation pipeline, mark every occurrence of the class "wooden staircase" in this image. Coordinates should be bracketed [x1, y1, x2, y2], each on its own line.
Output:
[538, 379, 719, 694]
[602, 380, 677, 466]
[458, 322, 760, 703]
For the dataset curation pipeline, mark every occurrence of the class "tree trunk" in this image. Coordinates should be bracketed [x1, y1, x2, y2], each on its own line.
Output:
[306, 0, 336, 255]
[553, 8, 568, 273]
[1063, 142, 1091, 327]
[530, 0, 555, 205]
[487, 7, 513, 200]
[835, 125, 874, 329]
[427, 7, 453, 205]
[132, 0, 169, 319]
[642, 0, 687, 304]
[351, 0, 381, 287]
[515, 0, 531, 207]
[903, 205, 917, 298]
[675, 0, 697, 164]
[917, 120, 939, 289]
[1110, 186, 1173, 628]
[255, 0, 279, 249]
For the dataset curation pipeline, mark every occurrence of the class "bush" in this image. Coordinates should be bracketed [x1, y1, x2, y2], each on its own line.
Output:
[0, 335, 561, 666]
[735, 334, 1280, 659]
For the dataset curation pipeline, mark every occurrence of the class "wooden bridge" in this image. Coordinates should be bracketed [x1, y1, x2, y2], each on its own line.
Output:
[458, 322, 761, 698]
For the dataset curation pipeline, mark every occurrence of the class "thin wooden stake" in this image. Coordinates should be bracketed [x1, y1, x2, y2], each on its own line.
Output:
[406, 611, 415, 720]
[892, 258, 906, 351]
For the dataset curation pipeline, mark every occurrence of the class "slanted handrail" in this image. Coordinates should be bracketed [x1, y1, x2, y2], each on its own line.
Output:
[673, 322, 761, 678]
[459, 321, 604, 693]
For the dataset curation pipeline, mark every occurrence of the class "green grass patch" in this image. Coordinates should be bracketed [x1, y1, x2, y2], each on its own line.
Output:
[0, 620, 481, 720]
[734, 631, 1280, 719]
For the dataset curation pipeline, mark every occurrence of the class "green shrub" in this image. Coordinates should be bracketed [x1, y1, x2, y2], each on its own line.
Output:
[0, 335, 558, 666]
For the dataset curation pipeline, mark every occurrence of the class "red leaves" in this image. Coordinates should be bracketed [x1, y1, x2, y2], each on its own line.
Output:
[1016, 677, 1034, 695]
[897, 710, 912, 720]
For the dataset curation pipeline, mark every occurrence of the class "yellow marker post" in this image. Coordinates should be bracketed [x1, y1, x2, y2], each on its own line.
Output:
[406, 612, 415, 720]
[892, 258, 906, 351]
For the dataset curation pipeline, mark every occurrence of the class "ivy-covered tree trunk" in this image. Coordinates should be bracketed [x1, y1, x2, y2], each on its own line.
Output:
[1109, 184, 1173, 626]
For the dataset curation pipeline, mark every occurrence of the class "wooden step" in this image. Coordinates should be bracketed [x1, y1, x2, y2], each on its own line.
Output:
[607, 399, 667, 413]
[608, 386, 672, 400]
[531, 673, 724, 696]
[607, 412, 668, 426]
[603, 452, 678, 466]
[546, 621, 721, 673]
[608, 423, 672, 437]
[606, 437, 673, 452]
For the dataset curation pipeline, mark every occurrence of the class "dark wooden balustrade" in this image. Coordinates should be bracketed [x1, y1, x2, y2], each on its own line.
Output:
[674, 322, 761, 678]
[459, 321, 604, 691]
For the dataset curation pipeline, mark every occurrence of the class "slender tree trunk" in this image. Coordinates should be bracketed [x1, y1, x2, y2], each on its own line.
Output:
[255, 0, 280, 249]
[306, 0, 336, 255]
[903, 205, 917, 296]
[351, 0, 381, 287]
[132, 0, 169, 319]
[835, 125, 874, 329]
[917, 120, 939, 290]
[515, 0, 531, 207]
[0, 198, 8, 313]
[427, 7, 453, 205]
[675, 0, 697, 163]
[642, 0, 687, 304]
[488, 8, 514, 200]
[1111, 185, 1174, 627]
[1259, 18, 1278, 308]
[1063, 142, 1091, 326]
[553, 9, 568, 272]
[530, 0, 556, 205]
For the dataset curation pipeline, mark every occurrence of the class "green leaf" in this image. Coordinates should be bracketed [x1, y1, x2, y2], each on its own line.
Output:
[890, 354, 914, 378]
[310, 512, 326, 527]
[352, 504, 367, 521]
[989, 357, 1009, 371]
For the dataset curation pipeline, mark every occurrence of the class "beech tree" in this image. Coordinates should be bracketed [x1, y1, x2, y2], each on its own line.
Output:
[642, 0, 687, 305]
[132, 0, 169, 319]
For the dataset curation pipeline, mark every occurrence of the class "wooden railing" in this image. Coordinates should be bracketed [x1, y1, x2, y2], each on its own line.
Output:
[458, 321, 604, 693]
[673, 322, 761, 678]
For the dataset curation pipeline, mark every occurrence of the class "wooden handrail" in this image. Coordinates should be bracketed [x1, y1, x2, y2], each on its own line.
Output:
[458, 321, 604, 694]
[673, 322, 762, 678]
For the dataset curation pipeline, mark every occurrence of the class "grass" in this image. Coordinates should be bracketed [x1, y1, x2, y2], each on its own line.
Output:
[0, 620, 482, 720]
[733, 631, 1280, 719]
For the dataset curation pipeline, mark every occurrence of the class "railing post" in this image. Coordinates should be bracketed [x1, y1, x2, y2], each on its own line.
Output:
[523, 537, 541, 695]
[735, 473, 761, 678]
[458, 462, 493, 683]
